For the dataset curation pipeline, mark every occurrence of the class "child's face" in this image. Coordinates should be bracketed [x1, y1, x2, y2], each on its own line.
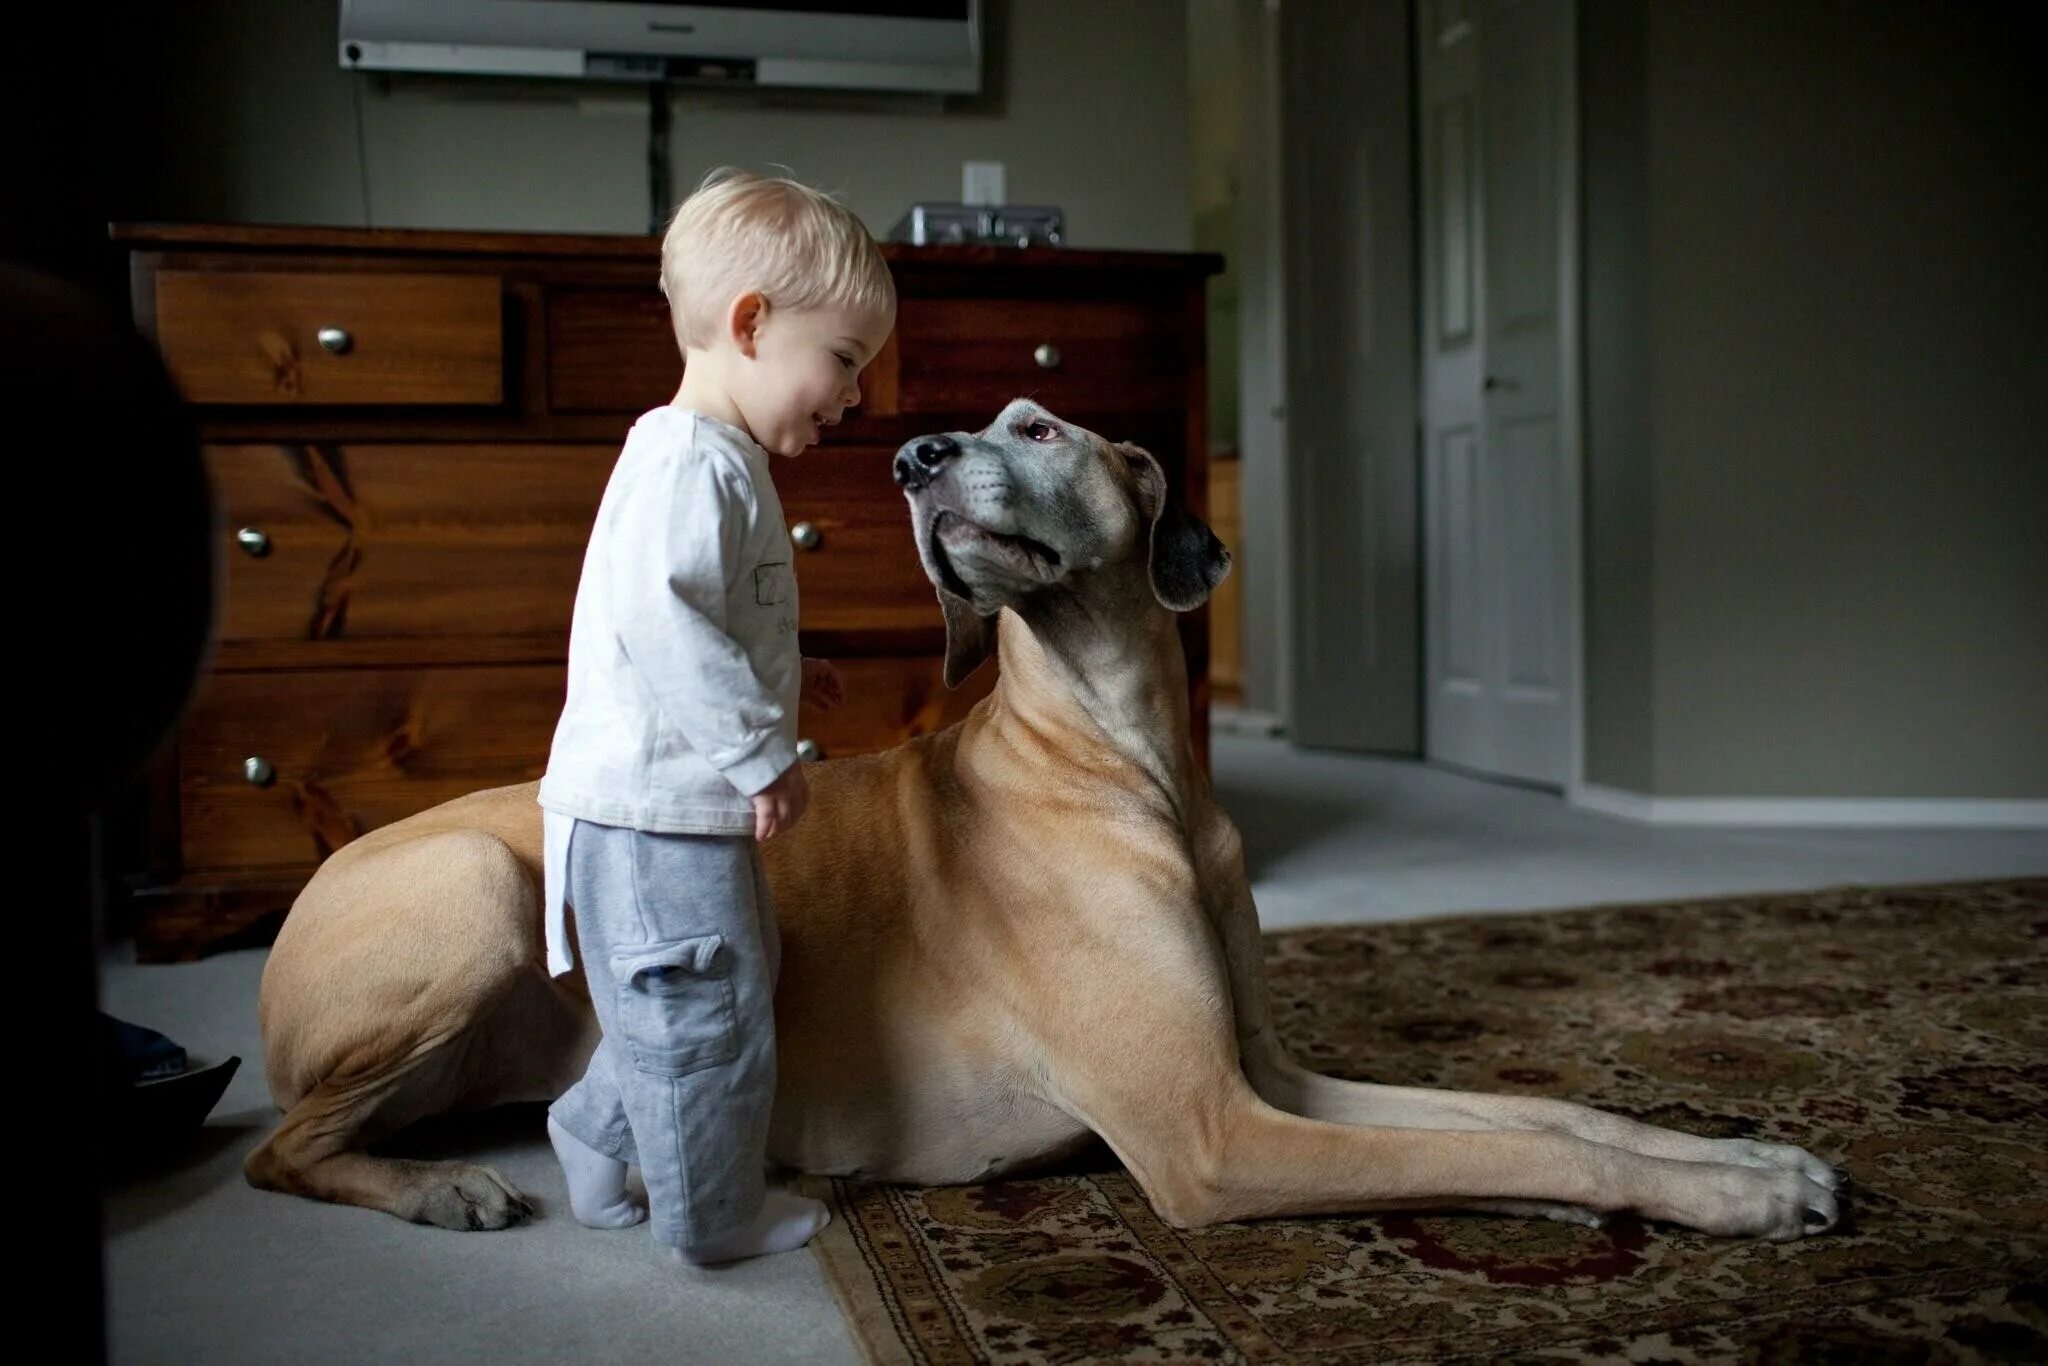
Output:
[739, 303, 895, 458]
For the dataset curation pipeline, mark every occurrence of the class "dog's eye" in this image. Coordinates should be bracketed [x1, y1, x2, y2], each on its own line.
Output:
[1021, 420, 1058, 443]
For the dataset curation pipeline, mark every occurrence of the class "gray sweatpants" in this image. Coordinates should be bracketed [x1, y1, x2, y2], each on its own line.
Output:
[548, 819, 780, 1248]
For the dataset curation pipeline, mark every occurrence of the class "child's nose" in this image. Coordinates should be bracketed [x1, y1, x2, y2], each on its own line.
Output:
[842, 377, 862, 408]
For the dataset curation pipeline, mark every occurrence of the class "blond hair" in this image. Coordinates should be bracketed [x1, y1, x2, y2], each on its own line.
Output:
[660, 168, 895, 351]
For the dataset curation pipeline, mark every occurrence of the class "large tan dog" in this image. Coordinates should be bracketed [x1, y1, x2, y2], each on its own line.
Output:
[249, 400, 1842, 1240]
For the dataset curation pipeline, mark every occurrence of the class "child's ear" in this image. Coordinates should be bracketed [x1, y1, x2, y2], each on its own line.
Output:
[729, 291, 766, 358]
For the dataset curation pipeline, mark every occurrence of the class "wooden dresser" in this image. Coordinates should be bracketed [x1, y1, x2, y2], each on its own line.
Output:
[113, 224, 1219, 960]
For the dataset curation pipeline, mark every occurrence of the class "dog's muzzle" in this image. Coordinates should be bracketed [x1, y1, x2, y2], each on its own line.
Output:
[893, 435, 959, 492]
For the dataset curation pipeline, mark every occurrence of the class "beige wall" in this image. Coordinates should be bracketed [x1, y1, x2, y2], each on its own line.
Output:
[1580, 0, 1655, 793]
[143, 0, 1192, 250]
[1584, 0, 2048, 798]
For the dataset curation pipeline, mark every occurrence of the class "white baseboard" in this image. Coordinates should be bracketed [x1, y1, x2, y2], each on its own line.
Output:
[1211, 705, 1286, 738]
[1570, 784, 2048, 829]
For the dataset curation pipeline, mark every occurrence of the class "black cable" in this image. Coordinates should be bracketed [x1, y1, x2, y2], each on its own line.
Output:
[648, 81, 672, 235]
[351, 73, 374, 228]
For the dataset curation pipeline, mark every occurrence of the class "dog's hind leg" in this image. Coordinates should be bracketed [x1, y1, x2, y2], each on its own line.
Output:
[243, 1037, 533, 1230]
[246, 828, 549, 1230]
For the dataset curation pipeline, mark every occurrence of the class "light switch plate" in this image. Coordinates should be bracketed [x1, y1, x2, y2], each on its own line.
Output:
[962, 160, 1006, 206]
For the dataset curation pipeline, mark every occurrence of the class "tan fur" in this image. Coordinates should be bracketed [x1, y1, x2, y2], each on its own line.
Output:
[249, 407, 1842, 1240]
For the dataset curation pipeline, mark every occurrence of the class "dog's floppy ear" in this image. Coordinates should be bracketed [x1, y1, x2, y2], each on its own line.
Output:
[938, 589, 996, 687]
[1119, 442, 1232, 612]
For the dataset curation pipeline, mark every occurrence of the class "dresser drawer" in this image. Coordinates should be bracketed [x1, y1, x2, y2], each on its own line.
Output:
[894, 295, 1184, 416]
[179, 665, 564, 871]
[795, 656, 994, 762]
[177, 655, 985, 870]
[209, 443, 615, 645]
[546, 285, 902, 419]
[779, 446, 941, 638]
[212, 440, 943, 648]
[155, 270, 504, 405]
[547, 284, 1188, 423]
[546, 286, 677, 413]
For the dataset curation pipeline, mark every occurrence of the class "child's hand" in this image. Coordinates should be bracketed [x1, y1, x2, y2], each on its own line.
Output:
[800, 657, 844, 711]
[752, 762, 809, 842]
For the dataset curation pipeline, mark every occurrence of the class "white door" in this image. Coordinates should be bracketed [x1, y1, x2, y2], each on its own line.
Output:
[1418, 0, 1578, 787]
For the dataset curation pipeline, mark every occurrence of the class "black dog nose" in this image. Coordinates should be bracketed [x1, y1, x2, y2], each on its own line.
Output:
[893, 435, 959, 489]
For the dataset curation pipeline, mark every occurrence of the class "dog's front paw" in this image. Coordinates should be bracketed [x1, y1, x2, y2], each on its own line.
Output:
[1656, 1162, 1840, 1240]
[1714, 1137, 1845, 1192]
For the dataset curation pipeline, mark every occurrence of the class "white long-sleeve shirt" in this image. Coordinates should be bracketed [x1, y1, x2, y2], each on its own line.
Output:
[538, 407, 799, 972]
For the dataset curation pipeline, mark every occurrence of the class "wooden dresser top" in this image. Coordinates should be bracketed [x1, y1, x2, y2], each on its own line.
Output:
[111, 222, 1222, 277]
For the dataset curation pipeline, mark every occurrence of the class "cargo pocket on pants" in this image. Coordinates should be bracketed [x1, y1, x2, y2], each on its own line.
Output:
[612, 935, 740, 1077]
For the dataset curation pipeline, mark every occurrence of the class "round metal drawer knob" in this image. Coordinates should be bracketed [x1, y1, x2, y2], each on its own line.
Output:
[791, 521, 821, 551]
[236, 527, 272, 558]
[316, 326, 353, 355]
[1033, 342, 1062, 370]
[795, 739, 822, 763]
[243, 756, 277, 788]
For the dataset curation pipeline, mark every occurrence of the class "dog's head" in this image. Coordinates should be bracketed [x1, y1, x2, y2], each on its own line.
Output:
[893, 399, 1232, 686]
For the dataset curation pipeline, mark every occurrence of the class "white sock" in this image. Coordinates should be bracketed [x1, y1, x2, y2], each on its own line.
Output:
[673, 1190, 830, 1266]
[548, 1116, 646, 1229]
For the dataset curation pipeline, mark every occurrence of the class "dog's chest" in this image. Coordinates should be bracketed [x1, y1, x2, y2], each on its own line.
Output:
[950, 1085, 1097, 1181]
[788, 1065, 1092, 1185]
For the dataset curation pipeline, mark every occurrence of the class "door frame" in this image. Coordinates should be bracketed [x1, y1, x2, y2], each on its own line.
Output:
[1244, 0, 1294, 732]
[1415, 0, 1586, 794]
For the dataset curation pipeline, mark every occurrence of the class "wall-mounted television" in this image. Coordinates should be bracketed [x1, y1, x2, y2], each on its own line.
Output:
[339, 1, 982, 94]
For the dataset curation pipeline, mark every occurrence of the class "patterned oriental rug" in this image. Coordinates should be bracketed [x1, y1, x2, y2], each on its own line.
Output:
[804, 879, 2047, 1364]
